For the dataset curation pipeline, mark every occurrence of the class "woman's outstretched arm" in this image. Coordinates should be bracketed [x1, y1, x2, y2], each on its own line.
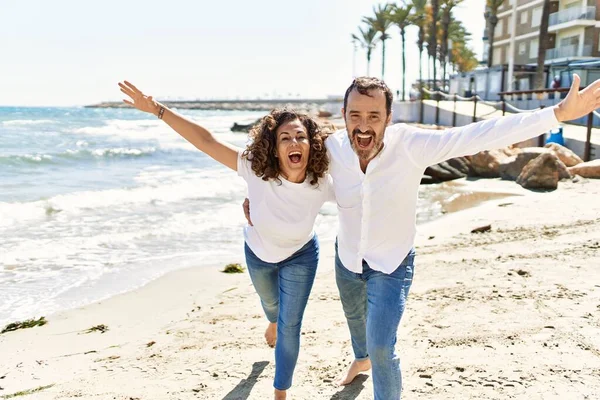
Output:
[119, 80, 240, 171]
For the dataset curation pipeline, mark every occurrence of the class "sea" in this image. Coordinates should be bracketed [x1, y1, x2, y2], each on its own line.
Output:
[0, 106, 455, 326]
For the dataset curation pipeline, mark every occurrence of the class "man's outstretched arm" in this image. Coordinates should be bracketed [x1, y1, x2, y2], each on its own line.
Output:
[402, 74, 600, 169]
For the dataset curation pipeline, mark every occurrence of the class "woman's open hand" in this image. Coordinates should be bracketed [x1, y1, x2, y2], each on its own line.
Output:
[118, 81, 160, 115]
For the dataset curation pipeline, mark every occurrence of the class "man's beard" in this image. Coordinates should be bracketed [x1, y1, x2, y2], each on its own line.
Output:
[349, 128, 383, 161]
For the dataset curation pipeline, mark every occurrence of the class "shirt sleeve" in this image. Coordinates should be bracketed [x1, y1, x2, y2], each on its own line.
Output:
[401, 107, 560, 169]
[237, 150, 252, 181]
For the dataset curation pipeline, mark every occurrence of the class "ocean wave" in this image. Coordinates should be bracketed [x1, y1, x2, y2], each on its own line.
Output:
[0, 168, 245, 228]
[1, 119, 56, 126]
[0, 147, 159, 166]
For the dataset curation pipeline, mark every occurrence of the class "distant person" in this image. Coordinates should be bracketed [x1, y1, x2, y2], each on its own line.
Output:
[119, 81, 334, 400]
[551, 75, 561, 89]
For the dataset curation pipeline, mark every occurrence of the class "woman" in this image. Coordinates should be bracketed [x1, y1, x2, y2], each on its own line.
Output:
[119, 81, 334, 400]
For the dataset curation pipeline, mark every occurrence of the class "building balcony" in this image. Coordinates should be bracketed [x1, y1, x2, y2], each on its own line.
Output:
[549, 6, 596, 27]
[546, 44, 593, 60]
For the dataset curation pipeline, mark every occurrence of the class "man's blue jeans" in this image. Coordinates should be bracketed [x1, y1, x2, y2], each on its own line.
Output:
[335, 242, 415, 400]
[244, 235, 319, 391]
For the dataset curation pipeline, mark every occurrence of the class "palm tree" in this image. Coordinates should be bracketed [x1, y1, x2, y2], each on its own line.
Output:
[428, 0, 441, 89]
[534, 0, 551, 89]
[352, 26, 379, 76]
[484, 0, 505, 68]
[451, 41, 479, 73]
[439, 0, 463, 91]
[410, 0, 428, 89]
[390, 2, 413, 101]
[363, 3, 394, 79]
[448, 20, 477, 73]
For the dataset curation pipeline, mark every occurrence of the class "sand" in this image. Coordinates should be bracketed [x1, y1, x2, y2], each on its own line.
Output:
[1, 177, 599, 400]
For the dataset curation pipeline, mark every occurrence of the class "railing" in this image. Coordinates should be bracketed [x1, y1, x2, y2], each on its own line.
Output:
[549, 6, 595, 26]
[546, 44, 593, 59]
[420, 87, 594, 161]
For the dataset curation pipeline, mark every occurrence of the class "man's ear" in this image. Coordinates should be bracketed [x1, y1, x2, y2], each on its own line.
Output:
[341, 108, 346, 123]
[386, 112, 392, 126]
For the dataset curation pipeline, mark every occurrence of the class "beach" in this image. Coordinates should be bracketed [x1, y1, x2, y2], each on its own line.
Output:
[1, 177, 599, 400]
[0, 106, 472, 328]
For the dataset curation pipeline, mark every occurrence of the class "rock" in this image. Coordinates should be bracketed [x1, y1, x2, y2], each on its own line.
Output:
[420, 175, 436, 185]
[467, 150, 510, 178]
[514, 137, 541, 149]
[499, 148, 550, 180]
[516, 153, 560, 190]
[567, 160, 600, 179]
[544, 143, 583, 167]
[318, 110, 333, 118]
[231, 122, 254, 132]
[231, 118, 262, 132]
[556, 159, 571, 180]
[471, 224, 492, 234]
[502, 146, 523, 157]
[446, 156, 472, 175]
[498, 155, 519, 180]
[425, 161, 468, 183]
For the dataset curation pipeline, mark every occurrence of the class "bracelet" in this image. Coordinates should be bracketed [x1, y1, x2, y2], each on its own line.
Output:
[157, 105, 165, 120]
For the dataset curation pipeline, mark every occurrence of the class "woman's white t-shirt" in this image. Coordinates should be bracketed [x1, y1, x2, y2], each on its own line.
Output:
[237, 151, 334, 263]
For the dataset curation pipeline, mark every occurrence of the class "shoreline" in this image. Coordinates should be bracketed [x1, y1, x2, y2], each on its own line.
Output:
[1, 178, 521, 328]
[85, 99, 341, 112]
[1, 177, 599, 399]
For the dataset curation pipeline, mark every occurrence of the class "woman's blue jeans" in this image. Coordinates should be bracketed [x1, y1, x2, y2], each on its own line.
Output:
[244, 235, 319, 391]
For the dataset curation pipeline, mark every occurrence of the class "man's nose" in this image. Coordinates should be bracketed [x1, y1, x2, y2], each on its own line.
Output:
[357, 120, 369, 132]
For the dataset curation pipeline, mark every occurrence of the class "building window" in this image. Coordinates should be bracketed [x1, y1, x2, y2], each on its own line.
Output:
[598, 32, 600, 51]
[560, 35, 580, 57]
[495, 19, 504, 38]
[507, 15, 513, 35]
[532, 7, 542, 28]
[493, 46, 502, 65]
[560, 35, 580, 48]
[519, 42, 527, 55]
[520, 10, 528, 24]
[530, 38, 539, 58]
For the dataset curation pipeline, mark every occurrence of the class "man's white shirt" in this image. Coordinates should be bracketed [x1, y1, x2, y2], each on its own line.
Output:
[326, 107, 559, 274]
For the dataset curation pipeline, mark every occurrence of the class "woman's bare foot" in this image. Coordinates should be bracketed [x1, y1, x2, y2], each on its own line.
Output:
[274, 388, 287, 399]
[338, 359, 371, 386]
[265, 322, 277, 347]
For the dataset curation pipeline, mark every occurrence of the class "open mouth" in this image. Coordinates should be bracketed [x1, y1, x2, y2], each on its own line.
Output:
[356, 133, 374, 149]
[288, 151, 302, 164]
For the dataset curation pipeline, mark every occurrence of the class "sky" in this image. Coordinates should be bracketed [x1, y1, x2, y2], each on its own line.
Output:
[0, 0, 485, 106]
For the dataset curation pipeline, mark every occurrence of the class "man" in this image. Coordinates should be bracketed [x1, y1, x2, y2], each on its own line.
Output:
[246, 75, 600, 399]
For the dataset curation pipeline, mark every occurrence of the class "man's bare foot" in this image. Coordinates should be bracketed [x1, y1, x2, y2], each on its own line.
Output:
[274, 388, 286, 399]
[338, 359, 371, 386]
[265, 322, 277, 347]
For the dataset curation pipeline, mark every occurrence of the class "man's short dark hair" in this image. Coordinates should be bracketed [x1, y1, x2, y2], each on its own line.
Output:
[343, 77, 393, 116]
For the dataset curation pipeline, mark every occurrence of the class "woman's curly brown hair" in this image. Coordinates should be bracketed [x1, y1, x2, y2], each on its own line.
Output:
[242, 108, 329, 186]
